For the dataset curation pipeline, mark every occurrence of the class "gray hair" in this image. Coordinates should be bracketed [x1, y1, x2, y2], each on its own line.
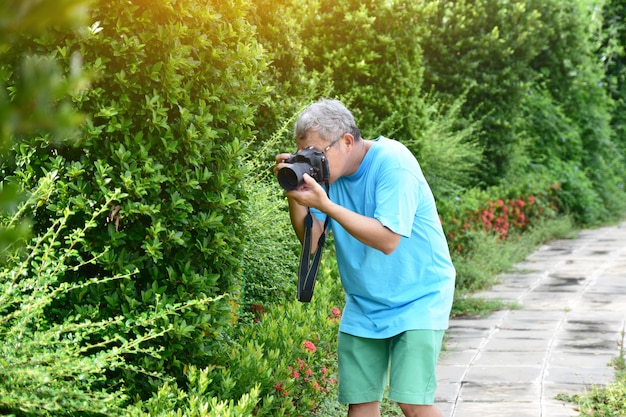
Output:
[295, 98, 361, 143]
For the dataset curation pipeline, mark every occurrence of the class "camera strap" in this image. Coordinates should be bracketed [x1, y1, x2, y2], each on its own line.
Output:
[297, 209, 330, 302]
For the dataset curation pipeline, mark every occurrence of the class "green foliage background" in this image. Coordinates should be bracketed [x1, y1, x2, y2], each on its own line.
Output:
[1, 0, 625, 415]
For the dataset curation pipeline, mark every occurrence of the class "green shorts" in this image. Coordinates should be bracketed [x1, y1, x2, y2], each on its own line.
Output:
[337, 330, 444, 405]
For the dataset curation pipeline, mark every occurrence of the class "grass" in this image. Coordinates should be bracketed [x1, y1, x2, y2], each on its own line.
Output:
[557, 343, 626, 417]
[451, 296, 520, 318]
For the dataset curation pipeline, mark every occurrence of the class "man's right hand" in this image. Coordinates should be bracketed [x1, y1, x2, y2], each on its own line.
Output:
[273, 152, 292, 177]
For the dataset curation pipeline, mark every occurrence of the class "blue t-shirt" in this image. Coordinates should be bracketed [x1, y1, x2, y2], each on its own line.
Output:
[316, 137, 455, 338]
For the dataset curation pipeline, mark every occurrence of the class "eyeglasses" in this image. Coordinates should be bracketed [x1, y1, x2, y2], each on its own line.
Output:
[323, 136, 343, 153]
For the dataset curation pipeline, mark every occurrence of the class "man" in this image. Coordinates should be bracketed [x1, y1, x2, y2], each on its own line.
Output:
[274, 99, 455, 417]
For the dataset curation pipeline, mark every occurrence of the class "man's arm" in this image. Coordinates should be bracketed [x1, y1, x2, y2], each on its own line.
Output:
[287, 195, 325, 249]
[287, 174, 401, 255]
[322, 199, 401, 255]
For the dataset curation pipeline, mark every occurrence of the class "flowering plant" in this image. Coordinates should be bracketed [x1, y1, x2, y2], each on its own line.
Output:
[273, 307, 341, 414]
[442, 185, 560, 255]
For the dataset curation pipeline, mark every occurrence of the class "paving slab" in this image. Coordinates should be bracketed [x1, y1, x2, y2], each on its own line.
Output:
[435, 221, 626, 417]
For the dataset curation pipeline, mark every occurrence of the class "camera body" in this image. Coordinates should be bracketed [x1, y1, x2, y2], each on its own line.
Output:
[277, 147, 330, 191]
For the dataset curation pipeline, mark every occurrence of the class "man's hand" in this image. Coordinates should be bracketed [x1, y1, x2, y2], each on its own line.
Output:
[275, 153, 325, 246]
[284, 173, 330, 211]
[273, 152, 292, 176]
[274, 153, 330, 212]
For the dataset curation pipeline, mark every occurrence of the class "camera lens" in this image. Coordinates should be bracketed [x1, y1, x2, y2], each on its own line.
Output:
[278, 162, 311, 191]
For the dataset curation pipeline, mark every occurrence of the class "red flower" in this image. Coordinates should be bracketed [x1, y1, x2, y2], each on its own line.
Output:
[303, 340, 317, 353]
[274, 382, 284, 392]
[250, 303, 264, 313]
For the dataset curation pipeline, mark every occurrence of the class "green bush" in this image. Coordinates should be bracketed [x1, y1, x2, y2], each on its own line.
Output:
[299, 0, 426, 142]
[2, 0, 269, 397]
[528, 0, 626, 222]
[600, 0, 626, 156]
[247, 0, 327, 157]
[403, 93, 483, 199]
[0, 176, 270, 416]
[418, 0, 548, 183]
[0, 183, 131, 416]
[0, 178, 222, 416]
[0, 0, 91, 256]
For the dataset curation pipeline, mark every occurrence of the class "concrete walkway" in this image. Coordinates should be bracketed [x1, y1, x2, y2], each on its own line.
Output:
[435, 221, 626, 417]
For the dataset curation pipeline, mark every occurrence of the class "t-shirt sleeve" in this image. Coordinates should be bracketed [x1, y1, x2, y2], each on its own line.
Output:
[374, 166, 419, 238]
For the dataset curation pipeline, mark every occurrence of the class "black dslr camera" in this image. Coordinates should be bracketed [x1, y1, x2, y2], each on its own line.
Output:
[277, 147, 330, 191]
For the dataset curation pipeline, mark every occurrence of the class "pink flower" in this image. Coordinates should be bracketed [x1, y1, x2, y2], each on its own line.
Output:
[303, 340, 317, 353]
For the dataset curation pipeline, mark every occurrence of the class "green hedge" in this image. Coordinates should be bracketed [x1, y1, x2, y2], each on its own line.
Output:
[2, 0, 269, 396]
[418, 0, 548, 184]
[601, 0, 626, 154]
[299, 0, 426, 142]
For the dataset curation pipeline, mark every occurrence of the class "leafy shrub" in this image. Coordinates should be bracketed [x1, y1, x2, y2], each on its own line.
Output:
[528, 0, 626, 222]
[600, 0, 626, 156]
[299, 0, 426, 142]
[404, 93, 483, 200]
[418, 0, 548, 183]
[247, 0, 327, 157]
[0, 176, 224, 416]
[194, 258, 344, 416]
[0, 184, 131, 416]
[2, 0, 269, 397]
